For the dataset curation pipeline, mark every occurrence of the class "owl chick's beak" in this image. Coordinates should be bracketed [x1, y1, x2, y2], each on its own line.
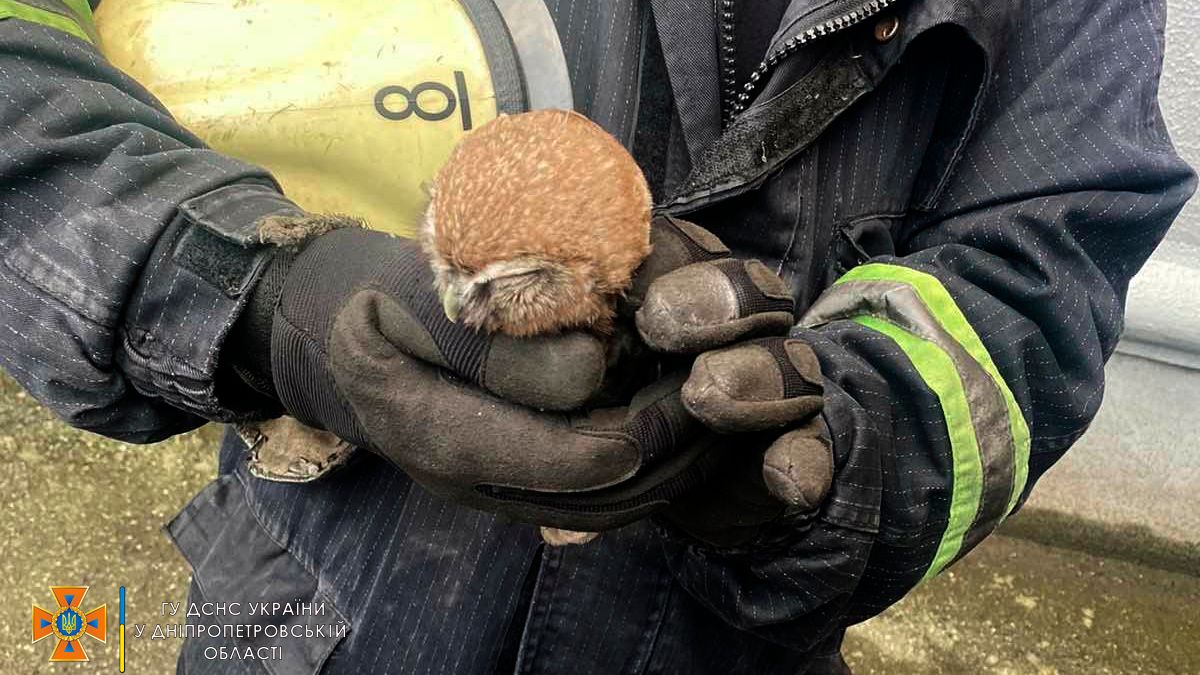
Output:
[442, 283, 463, 323]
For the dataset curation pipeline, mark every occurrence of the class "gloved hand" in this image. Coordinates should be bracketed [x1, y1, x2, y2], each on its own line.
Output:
[627, 217, 834, 547]
[657, 339, 832, 547]
[229, 216, 716, 531]
[230, 217, 618, 415]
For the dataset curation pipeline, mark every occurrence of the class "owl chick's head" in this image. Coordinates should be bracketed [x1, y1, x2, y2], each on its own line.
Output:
[423, 110, 652, 337]
[427, 251, 612, 337]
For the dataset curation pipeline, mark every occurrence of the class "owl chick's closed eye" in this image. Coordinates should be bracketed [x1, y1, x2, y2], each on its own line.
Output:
[422, 109, 652, 337]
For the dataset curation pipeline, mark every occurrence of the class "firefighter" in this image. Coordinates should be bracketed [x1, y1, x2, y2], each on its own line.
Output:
[0, 0, 1192, 672]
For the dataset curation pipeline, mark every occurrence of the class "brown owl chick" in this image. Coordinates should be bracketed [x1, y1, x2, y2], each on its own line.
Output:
[423, 109, 652, 337]
[424, 110, 652, 548]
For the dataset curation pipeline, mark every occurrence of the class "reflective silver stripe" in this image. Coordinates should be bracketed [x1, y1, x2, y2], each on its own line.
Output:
[801, 278, 1016, 557]
[493, 0, 574, 111]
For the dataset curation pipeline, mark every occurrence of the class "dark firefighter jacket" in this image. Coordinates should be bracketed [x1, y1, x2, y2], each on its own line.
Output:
[0, 0, 1193, 673]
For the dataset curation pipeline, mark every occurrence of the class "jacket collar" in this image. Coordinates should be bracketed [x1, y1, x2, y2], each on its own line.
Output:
[657, 0, 1010, 212]
[648, 0, 1013, 164]
[768, 0, 1013, 84]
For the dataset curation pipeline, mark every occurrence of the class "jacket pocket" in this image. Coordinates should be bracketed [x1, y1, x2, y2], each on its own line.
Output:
[826, 215, 903, 285]
[166, 474, 350, 675]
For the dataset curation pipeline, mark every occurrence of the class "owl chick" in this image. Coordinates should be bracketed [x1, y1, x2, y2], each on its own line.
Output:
[423, 109, 652, 337]
[423, 110, 653, 547]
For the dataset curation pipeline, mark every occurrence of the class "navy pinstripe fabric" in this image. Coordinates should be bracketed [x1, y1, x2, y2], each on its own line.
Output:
[0, 21, 291, 438]
[545, 0, 645, 147]
[0, 0, 1193, 672]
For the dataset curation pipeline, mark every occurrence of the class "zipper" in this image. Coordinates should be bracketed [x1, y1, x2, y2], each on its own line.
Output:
[716, 0, 739, 127]
[730, 0, 898, 119]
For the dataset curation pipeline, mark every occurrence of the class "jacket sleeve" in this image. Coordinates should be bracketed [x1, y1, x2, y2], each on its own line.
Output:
[660, 0, 1195, 653]
[0, 7, 299, 442]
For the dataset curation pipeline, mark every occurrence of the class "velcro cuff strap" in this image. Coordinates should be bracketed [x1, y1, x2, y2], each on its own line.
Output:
[171, 183, 303, 298]
[178, 183, 305, 247]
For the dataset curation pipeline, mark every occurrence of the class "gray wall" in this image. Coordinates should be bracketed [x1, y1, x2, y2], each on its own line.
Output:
[1120, 0, 1200, 367]
[1024, 0, 1199, 549]
[1161, 0, 1197, 242]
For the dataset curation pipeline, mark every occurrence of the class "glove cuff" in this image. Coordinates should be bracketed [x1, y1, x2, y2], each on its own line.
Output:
[226, 213, 361, 407]
[226, 248, 294, 403]
[268, 225, 380, 444]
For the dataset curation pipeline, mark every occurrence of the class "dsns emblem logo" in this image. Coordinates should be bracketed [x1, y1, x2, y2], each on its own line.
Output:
[32, 586, 106, 662]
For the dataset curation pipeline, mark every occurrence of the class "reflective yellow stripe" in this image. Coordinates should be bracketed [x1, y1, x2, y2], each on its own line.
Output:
[61, 0, 96, 38]
[61, 0, 90, 18]
[836, 263, 1031, 517]
[0, 0, 95, 43]
[853, 315, 985, 581]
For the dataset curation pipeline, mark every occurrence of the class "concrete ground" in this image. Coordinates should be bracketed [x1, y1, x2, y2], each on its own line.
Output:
[1, 372, 1197, 674]
[843, 533, 1199, 674]
[0, 373, 217, 674]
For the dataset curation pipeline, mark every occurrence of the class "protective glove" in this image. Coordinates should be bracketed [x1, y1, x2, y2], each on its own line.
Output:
[658, 338, 832, 547]
[629, 216, 797, 352]
[230, 217, 719, 531]
[629, 218, 835, 547]
[230, 217, 616, 415]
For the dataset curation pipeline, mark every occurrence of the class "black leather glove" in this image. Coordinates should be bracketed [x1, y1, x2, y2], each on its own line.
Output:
[657, 338, 832, 547]
[230, 220, 615, 415]
[629, 216, 797, 352]
[627, 218, 834, 547]
[230, 219, 718, 531]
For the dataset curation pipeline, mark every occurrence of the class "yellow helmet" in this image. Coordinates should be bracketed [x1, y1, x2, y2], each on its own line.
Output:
[95, 0, 571, 237]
